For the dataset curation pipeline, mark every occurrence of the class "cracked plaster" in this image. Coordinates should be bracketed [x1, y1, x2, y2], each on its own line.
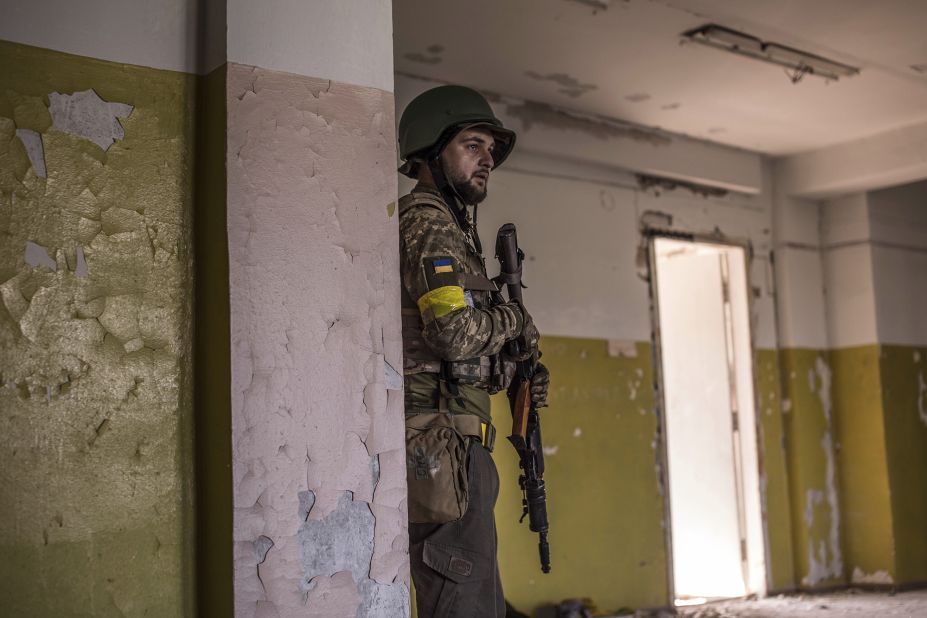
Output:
[227, 63, 405, 616]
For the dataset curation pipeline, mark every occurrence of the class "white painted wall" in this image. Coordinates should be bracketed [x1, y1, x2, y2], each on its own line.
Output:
[399, 159, 778, 348]
[770, 177, 828, 350]
[822, 193, 871, 247]
[823, 243, 879, 349]
[871, 247, 927, 347]
[868, 181, 927, 346]
[868, 181, 927, 250]
[819, 187, 879, 349]
[772, 191, 821, 249]
[816, 182, 927, 348]
[775, 248, 829, 350]
[227, 0, 394, 91]
[476, 171, 651, 342]
[777, 120, 927, 199]
[0, 0, 225, 74]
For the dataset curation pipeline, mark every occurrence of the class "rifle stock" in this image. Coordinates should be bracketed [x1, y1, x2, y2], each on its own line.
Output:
[511, 381, 530, 439]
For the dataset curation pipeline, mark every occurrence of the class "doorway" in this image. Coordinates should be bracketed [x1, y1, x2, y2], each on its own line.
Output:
[651, 237, 767, 605]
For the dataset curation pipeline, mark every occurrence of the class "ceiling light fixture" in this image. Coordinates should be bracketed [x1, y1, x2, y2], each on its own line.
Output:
[682, 24, 860, 84]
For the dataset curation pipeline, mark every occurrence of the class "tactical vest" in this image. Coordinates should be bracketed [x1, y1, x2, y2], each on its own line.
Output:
[399, 191, 503, 392]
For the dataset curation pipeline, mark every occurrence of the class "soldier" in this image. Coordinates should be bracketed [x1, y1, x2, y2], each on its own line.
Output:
[397, 85, 550, 617]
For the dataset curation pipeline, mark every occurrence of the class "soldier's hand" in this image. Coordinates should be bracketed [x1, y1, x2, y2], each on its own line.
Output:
[510, 302, 540, 360]
[530, 363, 550, 408]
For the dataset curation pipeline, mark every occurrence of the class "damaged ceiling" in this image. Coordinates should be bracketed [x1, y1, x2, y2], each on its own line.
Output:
[393, 0, 927, 155]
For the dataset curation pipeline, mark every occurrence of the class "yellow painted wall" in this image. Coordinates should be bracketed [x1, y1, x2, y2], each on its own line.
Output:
[492, 337, 667, 615]
[831, 346, 895, 583]
[755, 349, 796, 591]
[0, 41, 195, 614]
[492, 338, 799, 614]
[879, 345, 927, 584]
[779, 349, 847, 589]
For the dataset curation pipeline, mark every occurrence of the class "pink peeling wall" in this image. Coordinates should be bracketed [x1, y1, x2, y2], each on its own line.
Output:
[226, 63, 406, 616]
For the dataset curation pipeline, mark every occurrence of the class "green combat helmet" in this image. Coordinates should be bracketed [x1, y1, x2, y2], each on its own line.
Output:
[398, 85, 516, 177]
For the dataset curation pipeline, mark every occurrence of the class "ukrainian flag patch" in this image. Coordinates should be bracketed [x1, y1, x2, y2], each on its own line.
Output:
[432, 258, 454, 274]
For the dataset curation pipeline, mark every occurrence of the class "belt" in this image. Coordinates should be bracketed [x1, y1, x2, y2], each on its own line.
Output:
[446, 413, 497, 453]
[406, 411, 496, 453]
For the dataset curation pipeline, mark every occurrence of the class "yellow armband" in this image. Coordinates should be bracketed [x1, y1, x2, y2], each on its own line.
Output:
[417, 286, 467, 319]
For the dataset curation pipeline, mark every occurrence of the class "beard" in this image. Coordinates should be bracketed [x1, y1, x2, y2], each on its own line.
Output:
[446, 168, 488, 205]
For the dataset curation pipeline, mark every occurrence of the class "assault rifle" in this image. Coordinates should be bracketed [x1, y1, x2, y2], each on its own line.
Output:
[494, 223, 551, 574]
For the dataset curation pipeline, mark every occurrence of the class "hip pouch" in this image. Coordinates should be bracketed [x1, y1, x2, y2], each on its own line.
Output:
[406, 412, 474, 524]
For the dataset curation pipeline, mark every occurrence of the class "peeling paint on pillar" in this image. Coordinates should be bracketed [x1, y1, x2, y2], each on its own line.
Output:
[227, 63, 406, 616]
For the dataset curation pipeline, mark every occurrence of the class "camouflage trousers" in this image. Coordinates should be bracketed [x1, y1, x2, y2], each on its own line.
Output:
[409, 442, 505, 618]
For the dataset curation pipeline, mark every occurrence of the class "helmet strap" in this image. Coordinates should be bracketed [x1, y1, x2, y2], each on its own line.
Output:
[427, 156, 484, 256]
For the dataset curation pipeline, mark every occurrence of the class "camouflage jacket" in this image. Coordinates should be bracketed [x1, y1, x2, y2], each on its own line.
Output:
[399, 186, 523, 407]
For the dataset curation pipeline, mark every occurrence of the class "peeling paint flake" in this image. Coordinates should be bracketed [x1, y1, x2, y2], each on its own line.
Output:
[525, 70, 598, 98]
[357, 580, 409, 618]
[48, 89, 133, 151]
[75, 246, 89, 277]
[607, 339, 637, 358]
[24, 241, 56, 271]
[851, 567, 894, 585]
[15, 128, 46, 177]
[383, 361, 403, 391]
[299, 491, 374, 586]
[254, 535, 275, 564]
[802, 355, 842, 587]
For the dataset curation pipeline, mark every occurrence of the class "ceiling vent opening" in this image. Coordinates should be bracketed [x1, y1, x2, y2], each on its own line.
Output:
[682, 24, 860, 84]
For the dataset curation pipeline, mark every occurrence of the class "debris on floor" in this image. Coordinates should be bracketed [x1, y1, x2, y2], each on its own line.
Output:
[676, 589, 927, 617]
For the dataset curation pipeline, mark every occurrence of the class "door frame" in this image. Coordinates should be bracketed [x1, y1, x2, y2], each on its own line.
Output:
[643, 227, 771, 604]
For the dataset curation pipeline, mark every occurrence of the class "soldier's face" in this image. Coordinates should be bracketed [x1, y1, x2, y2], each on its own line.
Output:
[440, 127, 496, 204]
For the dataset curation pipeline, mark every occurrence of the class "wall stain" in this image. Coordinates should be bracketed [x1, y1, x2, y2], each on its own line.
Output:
[561, 0, 614, 13]
[404, 44, 445, 65]
[525, 71, 598, 98]
[504, 99, 671, 146]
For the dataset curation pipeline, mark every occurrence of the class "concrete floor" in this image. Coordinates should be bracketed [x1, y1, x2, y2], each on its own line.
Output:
[675, 589, 927, 617]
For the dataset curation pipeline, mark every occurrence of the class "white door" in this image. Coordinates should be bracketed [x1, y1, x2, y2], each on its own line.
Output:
[653, 238, 766, 602]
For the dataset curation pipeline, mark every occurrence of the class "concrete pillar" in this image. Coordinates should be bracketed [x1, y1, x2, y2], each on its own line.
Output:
[224, 1, 408, 616]
[833, 182, 927, 587]
[774, 163, 927, 591]
[818, 192, 889, 586]
[771, 172, 844, 591]
[813, 182, 927, 587]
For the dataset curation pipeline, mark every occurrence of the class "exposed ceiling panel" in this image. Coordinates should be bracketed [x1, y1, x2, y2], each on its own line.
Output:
[393, 0, 927, 155]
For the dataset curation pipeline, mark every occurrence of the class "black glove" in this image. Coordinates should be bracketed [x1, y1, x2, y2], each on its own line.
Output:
[530, 363, 550, 408]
